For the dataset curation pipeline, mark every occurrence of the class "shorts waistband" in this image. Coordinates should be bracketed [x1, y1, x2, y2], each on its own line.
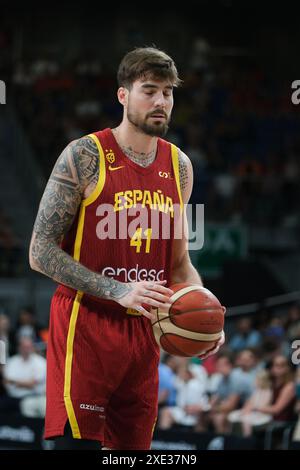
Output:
[55, 285, 143, 316]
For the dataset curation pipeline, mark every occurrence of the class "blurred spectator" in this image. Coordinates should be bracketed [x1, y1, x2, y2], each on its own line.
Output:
[206, 352, 252, 434]
[75, 92, 102, 119]
[292, 367, 300, 443]
[259, 337, 283, 366]
[20, 394, 46, 419]
[159, 361, 210, 430]
[0, 337, 46, 416]
[233, 348, 262, 397]
[0, 209, 23, 277]
[14, 306, 43, 345]
[255, 355, 296, 423]
[0, 310, 7, 397]
[264, 317, 285, 343]
[201, 353, 218, 376]
[0, 365, 5, 397]
[158, 354, 177, 407]
[184, 123, 208, 171]
[211, 169, 237, 219]
[10, 46, 300, 230]
[285, 304, 300, 342]
[0, 311, 14, 356]
[189, 37, 211, 73]
[229, 317, 262, 352]
[282, 153, 300, 222]
[228, 369, 273, 436]
[188, 356, 208, 389]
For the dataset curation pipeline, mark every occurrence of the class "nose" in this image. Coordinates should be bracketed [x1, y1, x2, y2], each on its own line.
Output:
[153, 91, 167, 109]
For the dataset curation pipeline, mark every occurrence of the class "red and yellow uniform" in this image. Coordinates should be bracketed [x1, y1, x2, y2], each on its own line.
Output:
[45, 128, 183, 449]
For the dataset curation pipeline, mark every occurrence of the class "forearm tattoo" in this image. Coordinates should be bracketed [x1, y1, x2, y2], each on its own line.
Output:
[31, 136, 132, 301]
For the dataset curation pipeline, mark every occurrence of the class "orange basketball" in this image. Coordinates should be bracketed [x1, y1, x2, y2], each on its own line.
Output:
[151, 283, 225, 357]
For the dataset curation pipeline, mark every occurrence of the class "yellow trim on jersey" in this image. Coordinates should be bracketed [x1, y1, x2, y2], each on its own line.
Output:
[151, 417, 158, 437]
[64, 291, 83, 438]
[73, 133, 106, 260]
[73, 204, 86, 262]
[83, 133, 106, 206]
[170, 144, 183, 212]
[64, 132, 106, 438]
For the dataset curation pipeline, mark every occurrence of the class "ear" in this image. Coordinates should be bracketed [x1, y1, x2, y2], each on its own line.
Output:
[117, 87, 128, 107]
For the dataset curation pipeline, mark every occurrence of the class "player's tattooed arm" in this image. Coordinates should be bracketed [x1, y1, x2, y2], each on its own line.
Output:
[178, 149, 193, 203]
[29, 136, 132, 301]
[171, 149, 203, 286]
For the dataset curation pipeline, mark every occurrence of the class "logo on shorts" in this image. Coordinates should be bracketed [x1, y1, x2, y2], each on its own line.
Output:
[80, 403, 105, 413]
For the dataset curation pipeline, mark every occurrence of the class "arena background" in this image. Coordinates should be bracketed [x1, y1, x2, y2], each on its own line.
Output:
[0, 0, 299, 450]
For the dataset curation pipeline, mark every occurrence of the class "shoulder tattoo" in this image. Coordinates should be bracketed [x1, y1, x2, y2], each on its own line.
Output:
[178, 149, 189, 194]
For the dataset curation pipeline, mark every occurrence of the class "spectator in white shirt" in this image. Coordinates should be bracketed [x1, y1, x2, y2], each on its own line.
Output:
[0, 336, 46, 416]
[228, 369, 273, 436]
[159, 361, 210, 429]
[0, 312, 13, 356]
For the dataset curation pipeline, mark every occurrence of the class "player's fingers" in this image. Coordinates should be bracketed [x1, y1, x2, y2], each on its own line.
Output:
[135, 306, 155, 321]
[143, 290, 171, 303]
[198, 333, 225, 360]
[198, 349, 216, 360]
[217, 330, 225, 346]
[140, 296, 172, 310]
[205, 340, 223, 358]
[209, 345, 220, 355]
[145, 280, 167, 287]
[147, 283, 174, 296]
[198, 352, 210, 360]
[143, 310, 156, 321]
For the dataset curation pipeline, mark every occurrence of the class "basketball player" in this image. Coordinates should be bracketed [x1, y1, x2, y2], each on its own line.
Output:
[29, 47, 224, 450]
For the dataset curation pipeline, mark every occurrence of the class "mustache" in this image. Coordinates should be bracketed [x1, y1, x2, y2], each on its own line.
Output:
[147, 110, 168, 118]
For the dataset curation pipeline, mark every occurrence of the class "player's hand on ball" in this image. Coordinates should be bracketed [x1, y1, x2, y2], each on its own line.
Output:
[117, 280, 174, 321]
[197, 330, 225, 360]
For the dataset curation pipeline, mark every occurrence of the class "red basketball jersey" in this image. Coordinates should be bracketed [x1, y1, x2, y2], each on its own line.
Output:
[56, 128, 183, 314]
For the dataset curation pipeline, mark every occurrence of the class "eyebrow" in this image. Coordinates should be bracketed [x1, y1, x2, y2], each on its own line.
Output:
[141, 83, 173, 90]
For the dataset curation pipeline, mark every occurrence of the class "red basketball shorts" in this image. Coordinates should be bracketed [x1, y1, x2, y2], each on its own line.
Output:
[44, 287, 160, 450]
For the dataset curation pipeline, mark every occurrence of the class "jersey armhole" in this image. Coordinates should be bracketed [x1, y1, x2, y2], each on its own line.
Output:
[82, 133, 106, 207]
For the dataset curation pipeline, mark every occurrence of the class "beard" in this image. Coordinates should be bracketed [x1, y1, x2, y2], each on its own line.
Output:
[127, 106, 170, 137]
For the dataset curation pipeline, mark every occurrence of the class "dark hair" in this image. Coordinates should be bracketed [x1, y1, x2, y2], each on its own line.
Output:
[20, 306, 35, 316]
[117, 46, 182, 89]
[269, 354, 295, 385]
[216, 351, 234, 365]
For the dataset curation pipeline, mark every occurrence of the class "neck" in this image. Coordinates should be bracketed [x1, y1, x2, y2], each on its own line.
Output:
[112, 120, 158, 168]
[274, 377, 284, 387]
[114, 119, 158, 154]
[22, 354, 30, 361]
